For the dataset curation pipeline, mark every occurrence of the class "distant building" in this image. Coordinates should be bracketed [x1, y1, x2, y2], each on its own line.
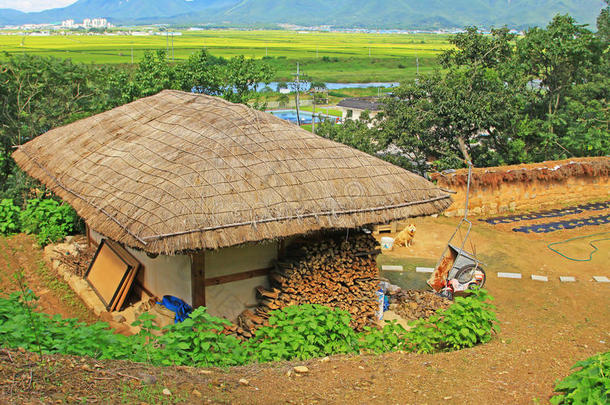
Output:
[82, 18, 111, 29]
[61, 19, 75, 28]
[336, 97, 384, 121]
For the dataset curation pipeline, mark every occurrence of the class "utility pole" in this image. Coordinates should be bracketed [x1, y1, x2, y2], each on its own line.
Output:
[294, 62, 301, 126]
[312, 90, 316, 133]
[131, 45, 134, 64]
[166, 31, 168, 57]
[416, 55, 419, 75]
[171, 32, 174, 61]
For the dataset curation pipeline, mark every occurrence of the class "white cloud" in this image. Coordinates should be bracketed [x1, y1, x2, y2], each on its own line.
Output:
[0, 0, 78, 12]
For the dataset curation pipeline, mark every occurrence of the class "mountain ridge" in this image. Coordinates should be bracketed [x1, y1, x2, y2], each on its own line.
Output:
[0, 0, 604, 29]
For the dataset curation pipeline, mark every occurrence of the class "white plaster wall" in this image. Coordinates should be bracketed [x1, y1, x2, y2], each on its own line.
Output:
[204, 242, 277, 320]
[89, 229, 193, 305]
[205, 276, 269, 321]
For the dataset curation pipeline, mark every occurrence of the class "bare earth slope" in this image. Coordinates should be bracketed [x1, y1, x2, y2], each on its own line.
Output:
[0, 215, 608, 404]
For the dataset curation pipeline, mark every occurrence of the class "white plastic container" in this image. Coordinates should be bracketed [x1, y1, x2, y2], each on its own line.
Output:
[380, 236, 394, 250]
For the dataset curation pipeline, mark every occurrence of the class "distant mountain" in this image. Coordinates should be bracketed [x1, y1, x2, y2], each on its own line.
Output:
[0, 0, 605, 29]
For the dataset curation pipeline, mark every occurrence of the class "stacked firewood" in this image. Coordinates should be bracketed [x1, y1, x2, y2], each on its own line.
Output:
[228, 232, 381, 339]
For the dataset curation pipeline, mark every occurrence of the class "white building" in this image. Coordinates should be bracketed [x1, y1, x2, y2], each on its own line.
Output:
[82, 18, 111, 29]
[61, 19, 75, 28]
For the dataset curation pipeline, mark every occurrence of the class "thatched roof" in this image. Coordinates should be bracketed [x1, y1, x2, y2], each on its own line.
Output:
[13, 90, 450, 254]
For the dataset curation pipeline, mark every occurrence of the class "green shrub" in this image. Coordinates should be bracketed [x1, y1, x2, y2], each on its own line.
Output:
[0, 288, 499, 368]
[404, 289, 499, 353]
[550, 351, 610, 405]
[0, 291, 140, 360]
[247, 304, 359, 362]
[0, 199, 20, 234]
[20, 198, 78, 245]
[150, 307, 249, 367]
[358, 320, 409, 353]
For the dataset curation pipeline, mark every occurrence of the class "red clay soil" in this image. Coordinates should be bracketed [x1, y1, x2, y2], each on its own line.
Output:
[1, 216, 609, 404]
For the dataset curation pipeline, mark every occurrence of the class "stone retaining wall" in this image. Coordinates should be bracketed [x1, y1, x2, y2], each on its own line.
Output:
[431, 157, 610, 217]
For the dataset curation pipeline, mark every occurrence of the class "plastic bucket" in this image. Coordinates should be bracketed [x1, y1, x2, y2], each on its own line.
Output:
[380, 236, 394, 250]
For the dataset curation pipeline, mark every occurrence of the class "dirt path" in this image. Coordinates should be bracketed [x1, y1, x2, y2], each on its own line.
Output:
[0, 234, 97, 324]
[1, 216, 609, 404]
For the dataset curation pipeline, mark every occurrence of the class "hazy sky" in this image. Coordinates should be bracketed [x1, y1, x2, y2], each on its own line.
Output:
[0, 0, 77, 12]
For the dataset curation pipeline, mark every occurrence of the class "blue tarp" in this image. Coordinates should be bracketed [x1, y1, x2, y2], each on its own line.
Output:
[158, 295, 193, 323]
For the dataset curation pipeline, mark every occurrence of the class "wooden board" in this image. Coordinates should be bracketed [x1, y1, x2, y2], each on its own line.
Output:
[204, 267, 272, 287]
[191, 252, 206, 308]
[85, 239, 140, 311]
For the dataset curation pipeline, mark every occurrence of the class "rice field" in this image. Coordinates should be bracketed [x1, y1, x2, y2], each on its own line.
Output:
[0, 30, 452, 82]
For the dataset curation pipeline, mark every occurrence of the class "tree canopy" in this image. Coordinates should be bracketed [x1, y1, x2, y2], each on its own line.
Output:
[0, 50, 272, 202]
[317, 11, 609, 172]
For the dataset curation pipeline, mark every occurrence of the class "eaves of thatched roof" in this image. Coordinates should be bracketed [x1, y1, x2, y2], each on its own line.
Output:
[13, 90, 450, 254]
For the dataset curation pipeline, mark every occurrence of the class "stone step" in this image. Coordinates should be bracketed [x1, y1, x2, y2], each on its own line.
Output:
[497, 272, 522, 279]
[416, 267, 434, 273]
[381, 265, 403, 272]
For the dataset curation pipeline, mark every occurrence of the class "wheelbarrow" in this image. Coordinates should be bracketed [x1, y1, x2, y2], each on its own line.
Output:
[427, 161, 486, 299]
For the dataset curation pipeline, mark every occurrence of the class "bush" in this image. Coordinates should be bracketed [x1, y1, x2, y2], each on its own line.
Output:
[0, 288, 499, 368]
[0, 199, 20, 234]
[247, 304, 359, 362]
[0, 291, 139, 360]
[20, 198, 78, 245]
[358, 321, 409, 353]
[149, 307, 249, 367]
[550, 351, 610, 404]
[404, 289, 499, 353]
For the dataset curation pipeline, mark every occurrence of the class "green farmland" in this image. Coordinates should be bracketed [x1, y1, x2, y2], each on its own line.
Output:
[0, 30, 451, 82]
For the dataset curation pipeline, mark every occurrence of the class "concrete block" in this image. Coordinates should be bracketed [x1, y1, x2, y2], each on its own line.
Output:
[497, 272, 522, 279]
[592, 276, 610, 283]
[381, 265, 403, 272]
[531, 275, 548, 282]
[560, 276, 576, 283]
[416, 267, 435, 273]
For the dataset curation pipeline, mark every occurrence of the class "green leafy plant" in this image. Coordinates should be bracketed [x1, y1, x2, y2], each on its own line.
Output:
[20, 198, 78, 245]
[0, 199, 20, 234]
[404, 289, 499, 353]
[247, 304, 359, 362]
[150, 307, 249, 367]
[0, 290, 137, 360]
[550, 351, 610, 404]
[358, 320, 409, 353]
[0, 287, 499, 368]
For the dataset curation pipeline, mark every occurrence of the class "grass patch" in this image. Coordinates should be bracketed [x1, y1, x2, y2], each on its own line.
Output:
[34, 259, 89, 316]
[377, 254, 436, 290]
[116, 382, 188, 404]
[300, 105, 342, 116]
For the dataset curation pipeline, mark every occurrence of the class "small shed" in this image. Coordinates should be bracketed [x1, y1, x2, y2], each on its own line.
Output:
[13, 90, 450, 320]
[336, 97, 384, 121]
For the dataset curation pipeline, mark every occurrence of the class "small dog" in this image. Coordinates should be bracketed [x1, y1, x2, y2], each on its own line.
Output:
[394, 223, 416, 247]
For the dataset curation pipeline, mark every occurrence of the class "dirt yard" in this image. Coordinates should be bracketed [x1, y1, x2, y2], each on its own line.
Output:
[0, 210, 609, 404]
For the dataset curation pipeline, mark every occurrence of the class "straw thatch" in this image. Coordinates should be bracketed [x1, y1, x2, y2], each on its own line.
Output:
[13, 90, 450, 254]
[431, 157, 610, 188]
